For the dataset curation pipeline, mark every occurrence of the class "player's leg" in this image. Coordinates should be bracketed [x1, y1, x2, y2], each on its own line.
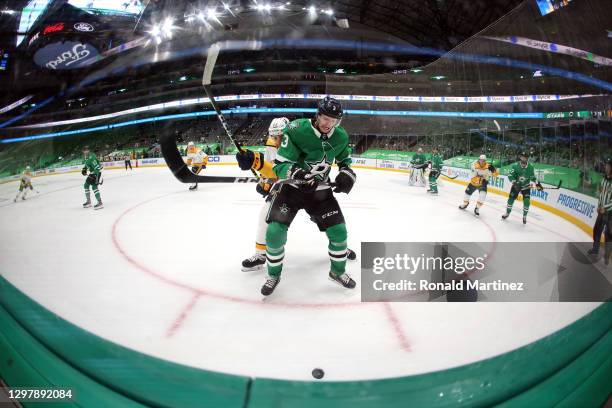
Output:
[502, 187, 520, 219]
[418, 169, 426, 186]
[87, 174, 103, 209]
[261, 185, 301, 295]
[589, 213, 605, 254]
[459, 184, 475, 209]
[474, 184, 487, 216]
[189, 165, 202, 190]
[128, 160, 132, 170]
[14, 183, 24, 202]
[521, 189, 531, 224]
[83, 179, 92, 207]
[601, 213, 611, 265]
[306, 189, 355, 288]
[242, 200, 270, 271]
[408, 167, 416, 185]
[428, 170, 439, 194]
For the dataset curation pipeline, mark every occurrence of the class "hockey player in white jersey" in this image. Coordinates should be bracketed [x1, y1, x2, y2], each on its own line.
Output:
[185, 142, 209, 190]
[14, 166, 35, 202]
[236, 117, 356, 271]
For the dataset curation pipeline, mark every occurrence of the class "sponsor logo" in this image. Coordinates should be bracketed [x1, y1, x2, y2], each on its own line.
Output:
[28, 32, 40, 46]
[398, 162, 411, 170]
[208, 155, 220, 162]
[379, 160, 395, 169]
[322, 210, 339, 219]
[74, 22, 94, 32]
[557, 193, 596, 218]
[34, 42, 99, 70]
[488, 176, 505, 189]
[141, 159, 158, 164]
[531, 188, 548, 201]
[43, 23, 65, 35]
[233, 177, 257, 183]
[354, 158, 367, 165]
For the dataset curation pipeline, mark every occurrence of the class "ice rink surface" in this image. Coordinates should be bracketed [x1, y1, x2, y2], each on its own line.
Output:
[0, 165, 600, 380]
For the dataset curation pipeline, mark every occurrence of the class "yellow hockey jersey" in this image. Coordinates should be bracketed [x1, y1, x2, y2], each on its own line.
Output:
[469, 160, 498, 187]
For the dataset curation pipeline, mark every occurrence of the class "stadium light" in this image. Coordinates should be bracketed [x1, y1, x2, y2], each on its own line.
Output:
[308, 5, 316, 13]
[264, 4, 272, 11]
[161, 17, 175, 38]
[323, 9, 333, 15]
[206, 8, 217, 19]
[255, 4, 264, 11]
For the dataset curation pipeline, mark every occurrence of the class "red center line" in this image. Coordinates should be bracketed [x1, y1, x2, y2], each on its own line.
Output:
[166, 293, 202, 338]
[382, 303, 412, 353]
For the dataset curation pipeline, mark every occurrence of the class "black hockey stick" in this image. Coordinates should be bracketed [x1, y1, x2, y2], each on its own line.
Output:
[540, 180, 562, 190]
[159, 131, 257, 184]
[203, 43, 258, 179]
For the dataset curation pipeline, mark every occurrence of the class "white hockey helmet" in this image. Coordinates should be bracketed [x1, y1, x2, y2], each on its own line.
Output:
[26, 165, 31, 170]
[187, 141, 195, 148]
[417, 147, 423, 153]
[479, 154, 487, 161]
[268, 117, 290, 137]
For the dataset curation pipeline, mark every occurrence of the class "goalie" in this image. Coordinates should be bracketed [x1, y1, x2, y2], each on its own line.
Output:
[409, 148, 427, 186]
[459, 154, 498, 216]
[185, 141, 209, 190]
[236, 116, 356, 272]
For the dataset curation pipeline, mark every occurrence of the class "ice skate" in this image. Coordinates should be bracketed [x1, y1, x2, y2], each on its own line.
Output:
[242, 253, 266, 271]
[328, 271, 356, 289]
[83, 201, 92, 208]
[474, 207, 480, 216]
[347, 248, 357, 261]
[261, 275, 280, 296]
[94, 202, 104, 210]
[501, 213, 510, 220]
[459, 203, 468, 210]
[522, 215, 527, 224]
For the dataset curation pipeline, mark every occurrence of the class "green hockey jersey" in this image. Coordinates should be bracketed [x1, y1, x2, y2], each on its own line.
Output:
[508, 162, 536, 190]
[411, 153, 426, 166]
[430, 154, 443, 170]
[274, 118, 351, 182]
[83, 153, 102, 175]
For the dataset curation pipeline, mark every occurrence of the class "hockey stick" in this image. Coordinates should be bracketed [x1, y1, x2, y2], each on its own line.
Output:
[540, 180, 562, 190]
[203, 43, 258, 179]
[159, 131, 257, 184]
[441, 173, 458, 180]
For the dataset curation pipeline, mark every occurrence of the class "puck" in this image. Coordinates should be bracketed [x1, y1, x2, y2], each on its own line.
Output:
[311, 368, 324, 379]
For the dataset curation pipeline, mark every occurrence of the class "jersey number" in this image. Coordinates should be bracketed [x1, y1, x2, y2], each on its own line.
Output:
[281, 134, 289, 148]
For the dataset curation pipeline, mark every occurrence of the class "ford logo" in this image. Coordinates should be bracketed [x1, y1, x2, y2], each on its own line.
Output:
[74, 22, 94, 32]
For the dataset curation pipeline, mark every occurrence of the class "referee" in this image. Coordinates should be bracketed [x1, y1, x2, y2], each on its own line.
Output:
[589, 158, 612, 265]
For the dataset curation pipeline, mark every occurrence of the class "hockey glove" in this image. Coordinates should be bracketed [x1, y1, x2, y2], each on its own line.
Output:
[81, 167, 88, 176]
[535, 182, 543, 191]
[288, 165, 318, 192]
[333, 166, 356, 194]
[488, 164, 496, 173]
[86, 174, 97, 185]
[235, 149, 264, 172]
[256, 181, 272, 197]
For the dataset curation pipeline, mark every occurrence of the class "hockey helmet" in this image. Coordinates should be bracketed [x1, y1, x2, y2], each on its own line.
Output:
[317, 96, 343, 120]
[269, 117, 290, 137]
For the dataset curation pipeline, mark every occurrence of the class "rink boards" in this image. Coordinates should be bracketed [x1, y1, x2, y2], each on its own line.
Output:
[2, 155, 599, 236]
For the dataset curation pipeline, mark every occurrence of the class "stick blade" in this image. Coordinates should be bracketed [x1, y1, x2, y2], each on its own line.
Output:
[202, 43, 221, 86]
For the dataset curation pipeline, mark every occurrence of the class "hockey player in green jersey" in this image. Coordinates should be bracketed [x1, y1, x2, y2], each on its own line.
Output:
[257, 97, 356, 296]
[502, 151, 543, 224]
[409, 147, 427, 186]
[427, 147, 443, 194]
[81, 146, 103, 210]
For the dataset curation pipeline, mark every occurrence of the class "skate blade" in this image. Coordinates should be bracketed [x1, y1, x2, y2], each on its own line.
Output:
[94, 205, 104, 210]
[241, 264, 264, 272]
[328, 276, 356, 289]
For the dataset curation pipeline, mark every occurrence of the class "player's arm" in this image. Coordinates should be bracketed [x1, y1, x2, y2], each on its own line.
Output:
[273, 131, 302, 179]
[332, 140, 356, 194]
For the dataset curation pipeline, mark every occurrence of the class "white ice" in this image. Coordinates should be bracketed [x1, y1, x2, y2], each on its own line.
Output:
[0, 165, 600, 381]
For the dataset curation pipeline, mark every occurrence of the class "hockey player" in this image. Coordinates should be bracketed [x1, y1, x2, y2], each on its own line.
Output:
[459, 154, 498, 216]
[245, 97, 356, 296]
[501, 152, 543, 224]
[185, 141, 209, 190]
[588, 158, 612, 264]
[82, 146, 103, 210]
[237, 117, 357, 272]
[409, 147, 427, 186]
[427, 147, 443, 194]
[14, 166, 34, 202]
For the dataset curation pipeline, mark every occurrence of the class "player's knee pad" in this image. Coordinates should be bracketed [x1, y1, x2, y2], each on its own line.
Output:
[326, 223, 347, 244]
[478, 190, 487, 202]
[266, 222, 288, 248]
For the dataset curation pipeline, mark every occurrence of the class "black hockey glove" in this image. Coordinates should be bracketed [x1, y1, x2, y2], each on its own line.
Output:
[288, 165, 318, 192]
[536, 182, 544, 191]
[235, 149, 264, 172]
[86, 173, 97, 185]
[430, 169, 440, 179]
[256, 181, 272, 197]
[81, 167, 88, 176]
[488, 164, 496, 173]
[333, 166, 356, 194]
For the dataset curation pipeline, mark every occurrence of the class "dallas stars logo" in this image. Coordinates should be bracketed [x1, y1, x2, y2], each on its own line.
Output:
[306, 154, 332, 181]
[280, 203, 290, 214]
